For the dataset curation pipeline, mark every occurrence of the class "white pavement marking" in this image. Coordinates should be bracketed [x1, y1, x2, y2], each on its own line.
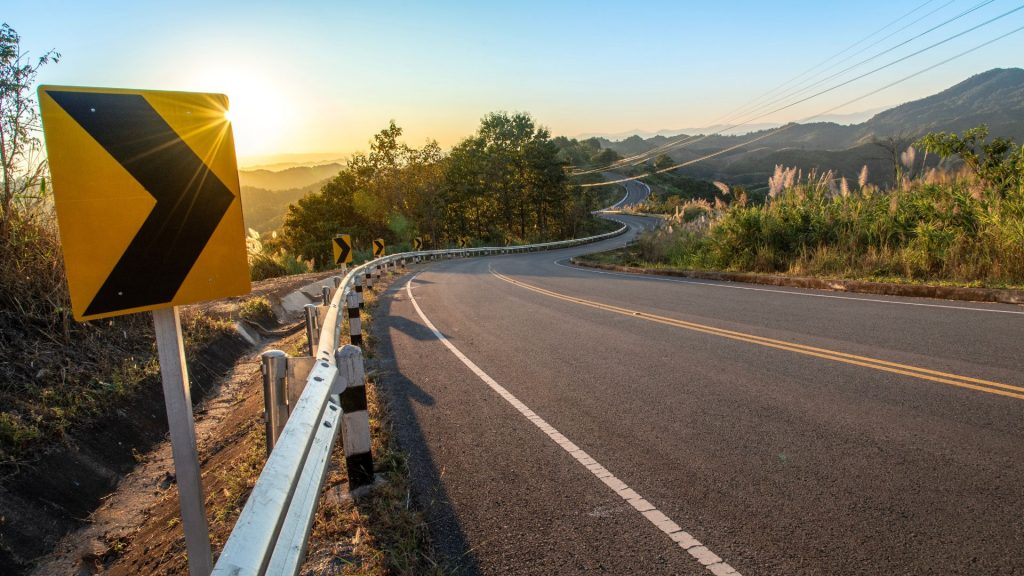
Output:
[553, 258, 1024, 316]
[405, 275, 742, 576]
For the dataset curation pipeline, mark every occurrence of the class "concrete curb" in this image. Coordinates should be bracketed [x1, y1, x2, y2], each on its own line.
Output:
[570, 258, 1024, 305]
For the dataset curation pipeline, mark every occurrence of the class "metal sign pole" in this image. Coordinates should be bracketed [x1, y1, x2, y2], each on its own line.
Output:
[153, 307, 214, 575]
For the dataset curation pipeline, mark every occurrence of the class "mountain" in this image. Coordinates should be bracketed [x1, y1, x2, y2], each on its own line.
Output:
[241, 178, 333, 234]
[857, 68, 1024, 141]
[597, 69, 1024, 188]
[238, 163, 343, 191]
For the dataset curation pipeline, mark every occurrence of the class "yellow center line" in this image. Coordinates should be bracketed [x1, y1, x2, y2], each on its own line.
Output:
[490, 271, 1024, 401]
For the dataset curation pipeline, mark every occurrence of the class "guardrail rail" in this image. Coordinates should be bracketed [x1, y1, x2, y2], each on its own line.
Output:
[212, 219, 629, 575]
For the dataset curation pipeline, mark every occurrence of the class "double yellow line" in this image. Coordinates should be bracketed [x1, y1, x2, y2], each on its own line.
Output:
[490, 271, 1024, 401]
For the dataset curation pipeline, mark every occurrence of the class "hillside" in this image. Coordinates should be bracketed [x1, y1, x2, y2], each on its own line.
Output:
[857, 67, 1024, 141]
[241, 179, 330, 234]
[597, 68, 1024, 188]
[238, 163, 343, 191]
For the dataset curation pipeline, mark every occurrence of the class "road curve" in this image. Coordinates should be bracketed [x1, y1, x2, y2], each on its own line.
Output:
[370, 213, 1024, 575]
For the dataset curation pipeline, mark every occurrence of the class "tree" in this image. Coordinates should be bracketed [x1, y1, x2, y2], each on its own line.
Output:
[916, 124, 1022, 193]
[871, 134, 913, 188]
[0, 23, 59, 240]
[654, 153, 674, 171]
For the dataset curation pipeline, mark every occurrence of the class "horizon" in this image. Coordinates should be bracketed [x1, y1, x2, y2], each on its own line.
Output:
[8, 1, 1024, 168]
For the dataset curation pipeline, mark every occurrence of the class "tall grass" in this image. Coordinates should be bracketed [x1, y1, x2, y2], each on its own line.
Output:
[637, 163, 1024, 287]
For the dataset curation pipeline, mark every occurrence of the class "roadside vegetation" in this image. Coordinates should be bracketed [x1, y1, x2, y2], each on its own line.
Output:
[280, 116, 620, 270]
[601, 125, 1024, 288]
[0, 24, 239, 466]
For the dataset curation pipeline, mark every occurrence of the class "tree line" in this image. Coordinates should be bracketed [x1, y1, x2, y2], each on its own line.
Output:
[279, 113, 615, 267]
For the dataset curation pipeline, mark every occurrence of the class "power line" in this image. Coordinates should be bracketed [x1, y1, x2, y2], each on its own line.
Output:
[582, 22, 1024, 188]
[572, 0, 1004, 177]
[570, 0, 948, 176]
[711, 0, 954, 129]
[730, 0, 998, 127]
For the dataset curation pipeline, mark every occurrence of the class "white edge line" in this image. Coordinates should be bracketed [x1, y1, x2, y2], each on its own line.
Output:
[553, 258, 1024, 316]
[404, 275, 742, 576]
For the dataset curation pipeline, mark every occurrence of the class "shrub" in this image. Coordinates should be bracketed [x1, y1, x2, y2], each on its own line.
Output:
[238, 296, 274, 323]
[635, 127, 1024, 287]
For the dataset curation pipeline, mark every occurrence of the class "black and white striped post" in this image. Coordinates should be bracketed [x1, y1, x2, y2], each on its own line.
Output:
[365, 269, 374, 291]
[354, 275, 364, 310]
[336, 345, 374, 489]
[346, 291, 362, 347]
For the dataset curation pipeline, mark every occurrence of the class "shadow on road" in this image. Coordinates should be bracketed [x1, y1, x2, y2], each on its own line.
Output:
[369, 284, 481, 575]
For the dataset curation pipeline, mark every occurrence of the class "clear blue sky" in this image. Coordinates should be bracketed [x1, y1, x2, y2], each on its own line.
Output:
[8, 0, 1023, 166]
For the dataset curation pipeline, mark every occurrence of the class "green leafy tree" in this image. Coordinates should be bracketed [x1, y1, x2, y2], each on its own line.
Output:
[916, 124, 1022, 192]
[654, 153, 674, 171]
[0, 23, 59, 240]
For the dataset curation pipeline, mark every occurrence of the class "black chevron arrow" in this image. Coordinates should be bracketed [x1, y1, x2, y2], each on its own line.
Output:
[373, 239, 384, 255]
[48, 91, 235, 317]
[334, 236, 351, 264]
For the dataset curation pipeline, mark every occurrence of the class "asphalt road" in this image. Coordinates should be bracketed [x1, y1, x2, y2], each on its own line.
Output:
[371, 205, 1024, 574]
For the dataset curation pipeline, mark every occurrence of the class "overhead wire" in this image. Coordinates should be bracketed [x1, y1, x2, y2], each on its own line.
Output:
[727, 0, 998, 128]
[583, 21, 1024, 187]
[571, 0, 1007, 177]
[705, 0, 955, 131]
[570, 0, 947, 176]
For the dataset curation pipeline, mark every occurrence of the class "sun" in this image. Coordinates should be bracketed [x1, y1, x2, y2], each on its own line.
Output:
[188, 66, 294, 158]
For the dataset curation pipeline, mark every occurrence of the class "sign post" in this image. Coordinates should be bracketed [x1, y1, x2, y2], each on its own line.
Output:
[153, 307, 213, 574]
[39, 85, 252, 576]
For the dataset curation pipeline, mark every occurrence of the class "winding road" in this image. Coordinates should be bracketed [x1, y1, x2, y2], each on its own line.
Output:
[371, 182, 1024, 575]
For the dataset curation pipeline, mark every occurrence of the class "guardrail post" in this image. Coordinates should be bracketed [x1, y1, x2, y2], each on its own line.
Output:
[346, 291, 362, 347]
[262, 350, 289, 453]
[321, 285, 331, 306]
[333, 276, 342, 290]
[354, 275, 364, 309]
[336, 346, 374, 489]
[304, 304, 319, 356]
[365, 269, 374, 291]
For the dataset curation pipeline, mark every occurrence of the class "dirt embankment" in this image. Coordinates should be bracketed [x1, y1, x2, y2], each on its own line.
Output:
[0, 270, 342, 575]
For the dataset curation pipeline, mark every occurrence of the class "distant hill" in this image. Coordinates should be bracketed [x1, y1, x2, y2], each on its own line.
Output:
[238, 163, 342, 191]
[241, 179, 330, 234]
[857, 67, 1024, 141]
[597, 68, 1024, 189]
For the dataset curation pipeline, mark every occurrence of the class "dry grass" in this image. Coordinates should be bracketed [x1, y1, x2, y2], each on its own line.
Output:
[0, 211, 238, 464]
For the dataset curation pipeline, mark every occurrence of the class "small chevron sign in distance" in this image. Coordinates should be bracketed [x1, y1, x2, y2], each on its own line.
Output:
[373, 238, 386, 257]
[412, 237, 423, 250]
[38, 85, 250, 321]
[334, 234, 353, 264]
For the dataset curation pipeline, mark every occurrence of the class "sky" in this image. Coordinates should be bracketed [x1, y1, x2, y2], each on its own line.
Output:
[8, 0, 1024, 167]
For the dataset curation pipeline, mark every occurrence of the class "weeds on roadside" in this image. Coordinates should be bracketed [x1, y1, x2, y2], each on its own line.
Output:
[628, 126, 1024, 288]
[238, 296, 275, 324]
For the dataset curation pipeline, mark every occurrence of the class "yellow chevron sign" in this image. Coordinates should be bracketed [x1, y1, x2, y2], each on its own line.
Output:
[38, 85, 250, 321]
[333, 234, 353, 264]
[373, 238, 385, 257]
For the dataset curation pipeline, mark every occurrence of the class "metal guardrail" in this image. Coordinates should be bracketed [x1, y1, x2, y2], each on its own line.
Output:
[212, 220, 629, 575]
